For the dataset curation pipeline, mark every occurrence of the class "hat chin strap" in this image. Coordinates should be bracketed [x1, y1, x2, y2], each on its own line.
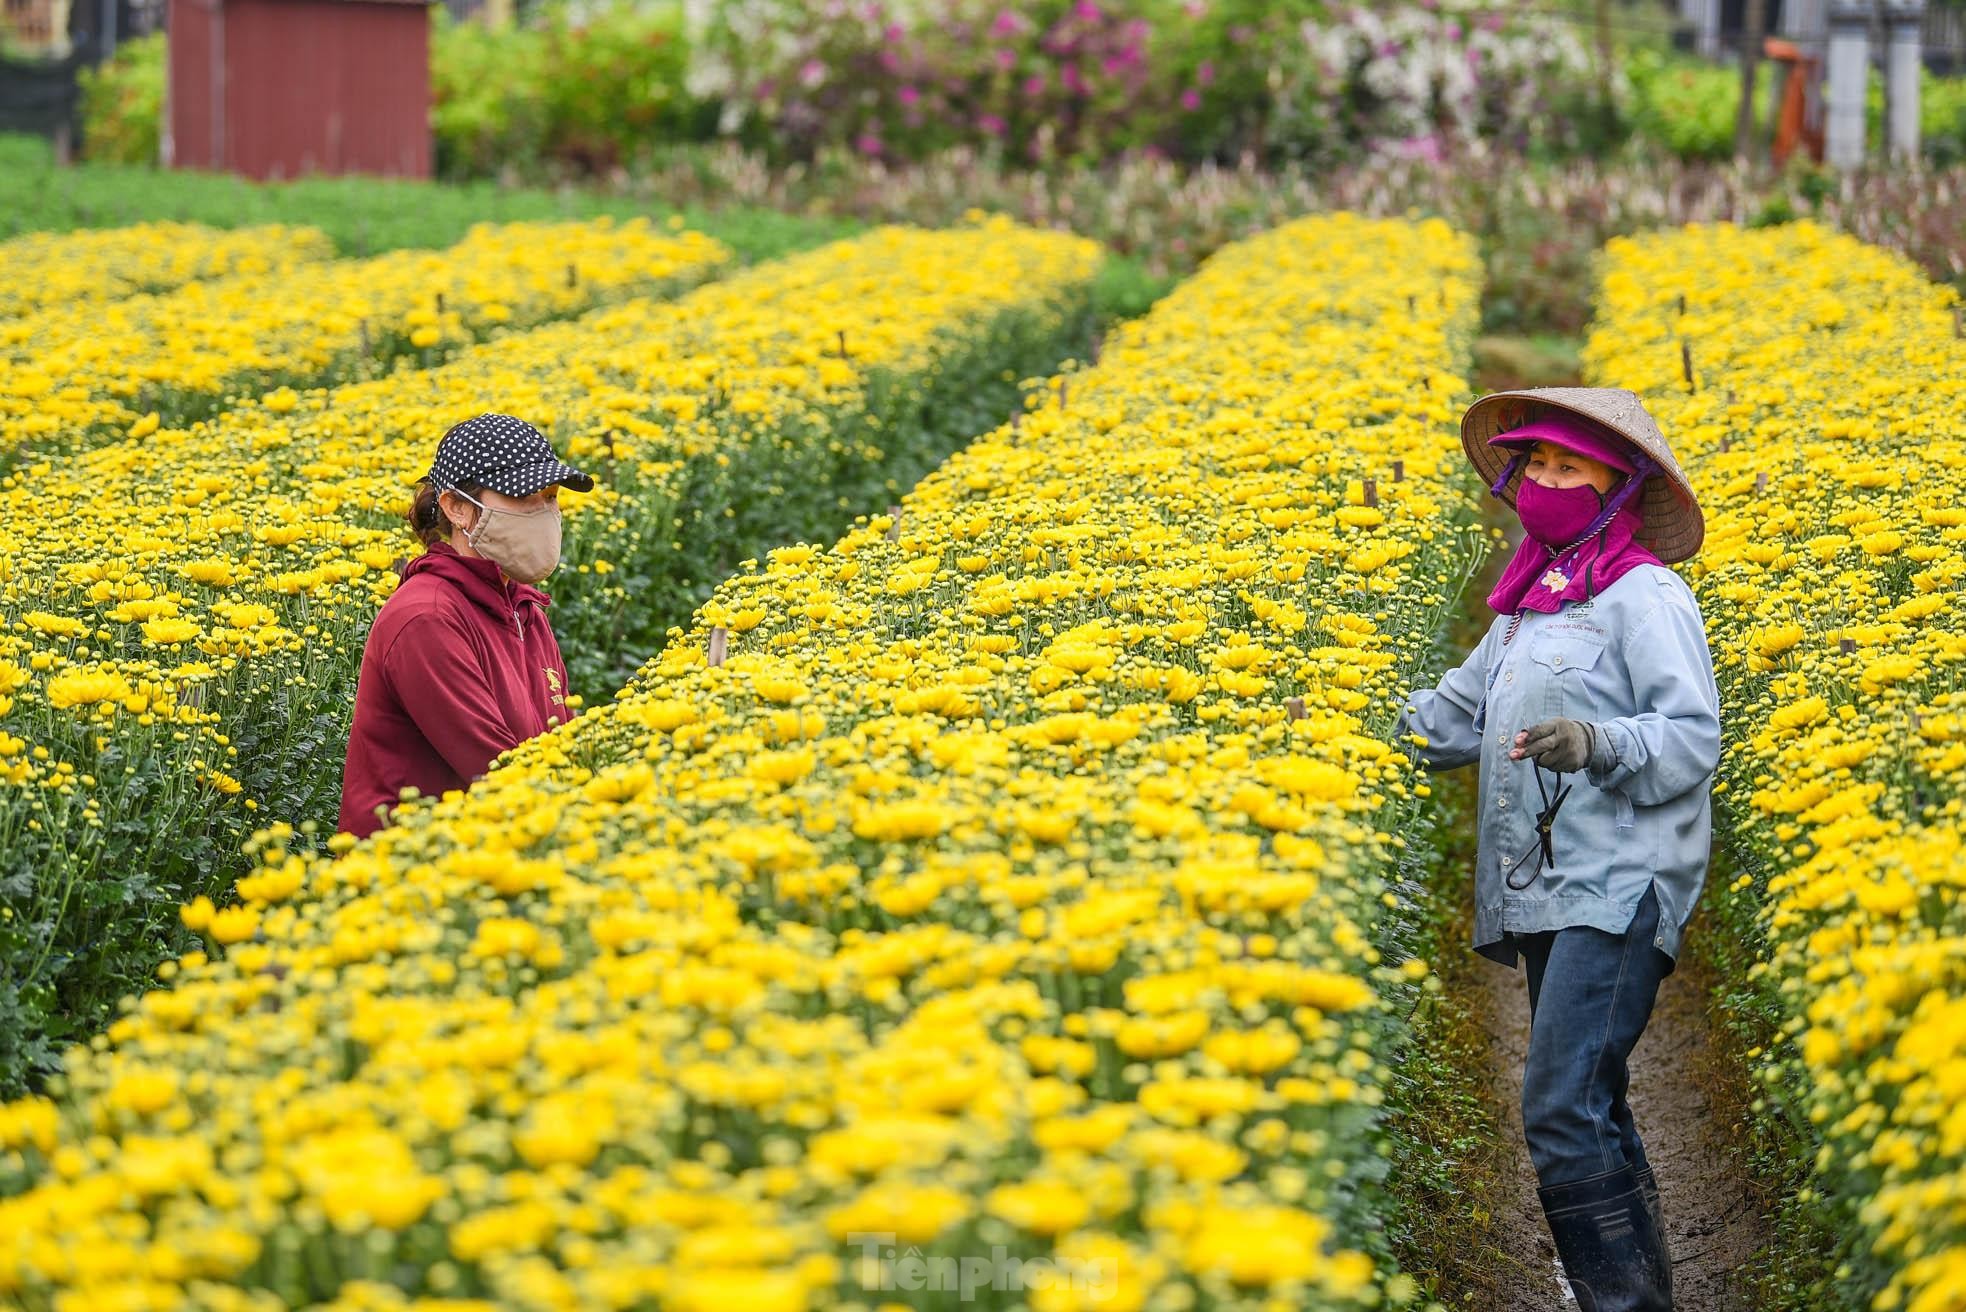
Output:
[1489, 451, 1527, 498]
[1564, 452, 1657, 545]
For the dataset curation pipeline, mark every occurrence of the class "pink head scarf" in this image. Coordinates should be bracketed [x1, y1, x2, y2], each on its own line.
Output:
[1485, 412, 1664, 616]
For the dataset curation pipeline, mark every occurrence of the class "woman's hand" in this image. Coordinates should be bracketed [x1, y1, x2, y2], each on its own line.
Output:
[1512, 718, 1596, 772]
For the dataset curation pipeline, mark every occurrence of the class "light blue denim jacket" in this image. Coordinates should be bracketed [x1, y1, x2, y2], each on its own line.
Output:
[1393, 564, 1721, 968]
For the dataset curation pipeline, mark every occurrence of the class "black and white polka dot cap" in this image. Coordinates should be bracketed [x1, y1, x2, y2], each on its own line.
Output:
[425, 413, 595, 497]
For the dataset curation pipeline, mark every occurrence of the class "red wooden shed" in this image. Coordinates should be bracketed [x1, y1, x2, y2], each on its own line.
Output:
[166, 0, 433, 181]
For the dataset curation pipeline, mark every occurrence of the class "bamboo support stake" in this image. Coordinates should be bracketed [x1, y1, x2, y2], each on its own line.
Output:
[837, 329, 849, 359]
[707, 627, 729, 667]
[1680, 341, 1695, 388]
[1363, 478, 1378, 508]
[1285, 697, 1307, 721]
[1838, 637, 1857, 655]
[1676, 293, 1687, 316]
[1391, 460, 1405, 483]
[435, 292, 446, 317]
[567, 262, 578, 289]
[1057, 378, 1069, 410]
[1755, 471, 1768, 493]
[886, 505, 902, 543]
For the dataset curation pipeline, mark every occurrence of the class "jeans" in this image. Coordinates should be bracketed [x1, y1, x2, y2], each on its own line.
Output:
[1509, 881, 1677, 1188]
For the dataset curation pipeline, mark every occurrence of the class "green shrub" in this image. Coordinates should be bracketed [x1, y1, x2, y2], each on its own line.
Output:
[1625, 46, 1762, 160]
[431, 13, 550, 179]
[1919, 69, 1966, 165]
[432, 3, 694, 180]
[77, 32, 164, 165]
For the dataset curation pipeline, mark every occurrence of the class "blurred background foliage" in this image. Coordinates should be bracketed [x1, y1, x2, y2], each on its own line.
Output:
[74, 0, 1966, 177]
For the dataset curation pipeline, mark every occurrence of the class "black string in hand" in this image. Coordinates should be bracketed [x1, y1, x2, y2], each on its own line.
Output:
[1506, 760, 1573, 891]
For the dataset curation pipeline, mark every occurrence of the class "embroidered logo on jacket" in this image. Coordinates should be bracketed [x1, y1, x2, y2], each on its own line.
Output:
[543, 667, 565, 706]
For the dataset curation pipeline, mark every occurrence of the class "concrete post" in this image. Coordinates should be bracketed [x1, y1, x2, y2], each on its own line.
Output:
[1684, 0, 1724, 58]
[1825, 0, 1872, 169]
[1783, 0, 1831, 140]
[1883, 0, 1925, 160]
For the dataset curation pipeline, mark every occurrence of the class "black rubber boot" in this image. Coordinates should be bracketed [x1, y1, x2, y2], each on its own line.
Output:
[1631, 1161, 1674, 1304]
[1538, 1163, 1674, 1311]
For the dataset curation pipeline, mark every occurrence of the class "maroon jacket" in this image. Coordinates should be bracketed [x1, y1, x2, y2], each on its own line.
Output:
[337, 540, 574, 838]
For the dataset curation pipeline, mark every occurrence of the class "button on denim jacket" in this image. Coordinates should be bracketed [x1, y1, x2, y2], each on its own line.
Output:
[1394, 564, 1722, 968]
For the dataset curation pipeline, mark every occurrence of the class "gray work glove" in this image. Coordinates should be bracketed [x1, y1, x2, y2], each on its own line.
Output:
[1514, 718, 1598, 773]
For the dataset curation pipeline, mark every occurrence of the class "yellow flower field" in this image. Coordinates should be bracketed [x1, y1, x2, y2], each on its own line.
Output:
[0, 217, 731, 453]
[0, 218, 1101, 1099]
[0, 222, 337, 320]
[0, 212, 1483, 1310]
[1585, 220, 1966, 1312]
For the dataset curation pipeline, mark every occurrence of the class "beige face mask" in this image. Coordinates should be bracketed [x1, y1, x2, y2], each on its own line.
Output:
[454, 490, 562, 584]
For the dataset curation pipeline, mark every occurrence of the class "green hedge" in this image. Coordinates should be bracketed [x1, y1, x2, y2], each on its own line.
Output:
[0, 130, 853, 261]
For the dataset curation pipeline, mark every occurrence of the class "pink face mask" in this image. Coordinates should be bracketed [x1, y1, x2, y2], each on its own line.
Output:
[1515, 478, 1607, 550]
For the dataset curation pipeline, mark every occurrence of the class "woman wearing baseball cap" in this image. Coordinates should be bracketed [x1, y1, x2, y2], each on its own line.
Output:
[1395, 388, 1721, 1311]
[337, 414, 596, 839]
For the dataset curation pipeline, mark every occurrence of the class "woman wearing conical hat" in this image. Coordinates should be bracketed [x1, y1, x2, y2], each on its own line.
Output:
[1395, 388, 1720, 1312]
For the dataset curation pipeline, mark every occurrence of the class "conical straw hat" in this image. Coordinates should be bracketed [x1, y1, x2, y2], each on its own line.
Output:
[1460, 387, 1705, 564]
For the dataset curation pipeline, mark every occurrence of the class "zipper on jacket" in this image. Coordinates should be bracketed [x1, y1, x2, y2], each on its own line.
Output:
[513, 609, 524, 642]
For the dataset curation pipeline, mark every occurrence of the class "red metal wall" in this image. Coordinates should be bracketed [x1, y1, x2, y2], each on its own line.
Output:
[166, 0, 221, 170]
[168, 0, 430, 181]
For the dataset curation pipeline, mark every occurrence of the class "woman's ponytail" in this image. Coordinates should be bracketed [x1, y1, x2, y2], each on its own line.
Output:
[406, 478, 488, 548]
[407, 480, 449, 547]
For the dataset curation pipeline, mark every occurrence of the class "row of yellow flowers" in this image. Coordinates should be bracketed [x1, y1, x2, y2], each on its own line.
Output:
[1584, 220, 1966, 1312]
[0, 213, 1484, 1310]
[0, 218, 1104, 1099]
[0, 217, 731, 453]
[0, 222, 337, 321]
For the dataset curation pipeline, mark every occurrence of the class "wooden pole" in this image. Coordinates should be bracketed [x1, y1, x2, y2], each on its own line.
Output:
[707, 626, 729, 667]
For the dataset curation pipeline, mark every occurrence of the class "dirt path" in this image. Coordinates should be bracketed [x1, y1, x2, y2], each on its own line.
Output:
[1451, 516, 1769, 1310]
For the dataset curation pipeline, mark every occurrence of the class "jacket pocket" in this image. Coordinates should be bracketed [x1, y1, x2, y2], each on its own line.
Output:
[1528, 634, 1607, 720]
[1527, 635, 1607, 675]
